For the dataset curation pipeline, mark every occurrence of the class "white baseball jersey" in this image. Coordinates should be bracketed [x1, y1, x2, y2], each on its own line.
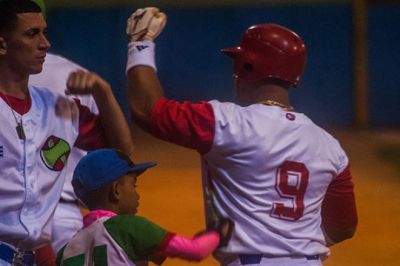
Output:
[0, 86, 79, 250]
[57, 211, 171, 266]
[148, 98, 352, 264]
[29, 53, 99, 202]
[29, 54, 99, 251]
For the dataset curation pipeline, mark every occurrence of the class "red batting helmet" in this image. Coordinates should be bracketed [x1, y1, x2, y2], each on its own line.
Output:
[222, 24, 307, 87]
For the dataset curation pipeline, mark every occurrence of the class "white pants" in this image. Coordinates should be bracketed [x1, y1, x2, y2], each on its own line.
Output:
[220, 256, 323, 266]
[51, 201, 83, 252]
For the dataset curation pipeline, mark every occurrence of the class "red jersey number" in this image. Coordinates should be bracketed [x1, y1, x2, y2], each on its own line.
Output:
[271, 161, 309, 221]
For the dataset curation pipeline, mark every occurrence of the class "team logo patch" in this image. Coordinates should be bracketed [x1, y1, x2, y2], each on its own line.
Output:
[286, 113, 296, 121]
[40, 135, 71, 171]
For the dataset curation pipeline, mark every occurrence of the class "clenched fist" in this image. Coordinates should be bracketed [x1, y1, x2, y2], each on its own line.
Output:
[66, 70, 111, 96]
[126, 7, 167, 42]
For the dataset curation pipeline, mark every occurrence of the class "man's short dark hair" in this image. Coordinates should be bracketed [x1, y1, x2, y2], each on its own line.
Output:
[0, 0, 42, 36]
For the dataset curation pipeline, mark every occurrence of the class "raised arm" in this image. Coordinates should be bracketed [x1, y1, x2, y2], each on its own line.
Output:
[66, 70, 134, 156]
[127, 63, 163, 129]
[125, 7, 167, 129]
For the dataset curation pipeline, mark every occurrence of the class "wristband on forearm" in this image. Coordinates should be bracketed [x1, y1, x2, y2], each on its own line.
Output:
[126, 40, 156, 74]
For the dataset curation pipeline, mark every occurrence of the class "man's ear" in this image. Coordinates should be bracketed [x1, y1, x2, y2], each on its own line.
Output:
[0, 37, 7, 55]
[109, 181, 120, 202]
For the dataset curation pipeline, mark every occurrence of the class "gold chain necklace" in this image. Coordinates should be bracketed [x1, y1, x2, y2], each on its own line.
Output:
[259, 99, 295, 112]
[3, 94, 27, 140]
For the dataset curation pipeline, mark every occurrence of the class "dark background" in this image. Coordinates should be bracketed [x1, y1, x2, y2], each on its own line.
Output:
[45, 3, 400, 127]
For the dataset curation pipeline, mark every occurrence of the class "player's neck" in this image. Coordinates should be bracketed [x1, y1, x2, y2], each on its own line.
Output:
[0, 66, 29, 99]
[254, 85, 291, 107]
[99, 202, 120, 215]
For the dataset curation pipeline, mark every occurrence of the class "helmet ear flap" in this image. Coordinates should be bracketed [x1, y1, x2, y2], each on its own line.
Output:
[243, 62, 253, 72]
[233, 51, 262, 85]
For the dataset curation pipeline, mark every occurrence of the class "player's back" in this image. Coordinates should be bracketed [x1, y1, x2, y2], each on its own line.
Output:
[204, 101, 348, 257]
[57, 214, 170, 266]
[58, 216, 136, 266]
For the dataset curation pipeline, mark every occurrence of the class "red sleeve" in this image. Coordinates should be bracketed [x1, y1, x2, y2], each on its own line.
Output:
[321, 165, 358, 228]
[74, 99, 106, 150]
[150, 97, 215, 154]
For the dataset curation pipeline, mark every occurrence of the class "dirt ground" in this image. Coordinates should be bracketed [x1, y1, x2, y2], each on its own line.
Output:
[131, 127, 400, 266]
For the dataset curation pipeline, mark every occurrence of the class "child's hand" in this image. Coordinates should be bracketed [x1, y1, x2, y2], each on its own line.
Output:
[207, 217, 234, 247]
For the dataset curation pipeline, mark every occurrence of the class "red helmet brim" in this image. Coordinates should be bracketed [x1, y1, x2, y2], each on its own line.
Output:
[221, 47, 241, 58]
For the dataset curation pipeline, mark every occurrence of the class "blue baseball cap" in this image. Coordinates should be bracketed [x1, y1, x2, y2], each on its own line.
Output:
[72, 149, 156, 198]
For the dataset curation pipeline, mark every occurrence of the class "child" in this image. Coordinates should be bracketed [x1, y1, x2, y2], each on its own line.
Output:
[56, 149, 233, 265]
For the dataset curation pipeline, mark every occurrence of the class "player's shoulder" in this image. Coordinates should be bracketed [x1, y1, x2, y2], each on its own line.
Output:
[300, 117, 343, 147]
[208, 99, 243, 117]
[312, 124, 342, 145]
[209, 100, 305, 123]
[44, 53, 71, 65]
[28, 84, 72, 107]
[28, 84, 59, 98]
[208, 99, 236, 109]
[312, 125, 349, 167]
[44, 53, 86, 71]
[105, 214, 153, 227]
[104, 214, 168, 237]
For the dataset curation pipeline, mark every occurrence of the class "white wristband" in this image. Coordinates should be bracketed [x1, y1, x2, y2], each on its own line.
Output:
[126, 40, 156, 74]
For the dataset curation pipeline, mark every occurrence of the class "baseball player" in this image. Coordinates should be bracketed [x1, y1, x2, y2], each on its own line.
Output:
[30, 52, 96, 253]
[29, 1, 98, 254]
[29, 0, 101, 254]
[0, 1, 133, 265]
[125, 7, 358, 266]
[57, 149, 233, 265]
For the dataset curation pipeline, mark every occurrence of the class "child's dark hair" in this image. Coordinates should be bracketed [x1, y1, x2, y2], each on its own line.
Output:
[78, 185, 112, 210]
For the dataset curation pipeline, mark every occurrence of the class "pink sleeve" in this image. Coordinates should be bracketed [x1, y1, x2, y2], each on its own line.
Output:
[149, 97, 215, 154]
[161, 231, 220, 261]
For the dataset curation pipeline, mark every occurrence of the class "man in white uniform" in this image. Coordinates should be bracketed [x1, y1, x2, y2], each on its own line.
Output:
[0, 1, 133, 265]
[30, 53, 96, 253]
[28, 0, 99, 253]
[124, 8, 358, 266]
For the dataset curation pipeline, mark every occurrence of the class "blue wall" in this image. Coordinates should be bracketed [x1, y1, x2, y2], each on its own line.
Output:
[369, 6, 400, 127]
[46, 5, 399, 127]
